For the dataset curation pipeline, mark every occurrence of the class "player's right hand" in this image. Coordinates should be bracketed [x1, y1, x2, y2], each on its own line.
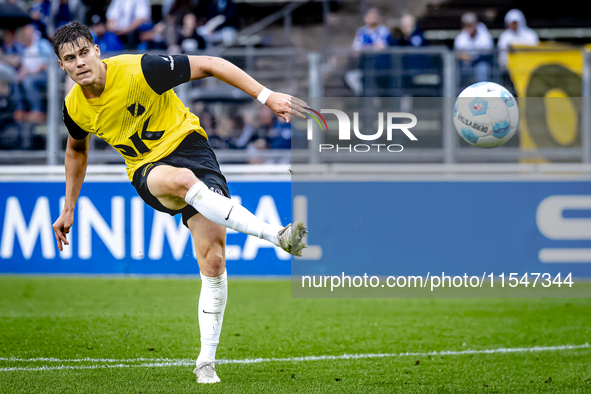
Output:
[266, 93, 309, 123]
[52, 213, 74, 252]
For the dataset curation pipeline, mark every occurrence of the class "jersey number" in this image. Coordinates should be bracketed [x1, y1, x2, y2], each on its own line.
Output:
[114, 116, 164, 157]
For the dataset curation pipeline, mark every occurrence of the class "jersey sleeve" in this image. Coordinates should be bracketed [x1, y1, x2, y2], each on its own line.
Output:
[62, 102, 89, 140]
[141, 54, 191, 95]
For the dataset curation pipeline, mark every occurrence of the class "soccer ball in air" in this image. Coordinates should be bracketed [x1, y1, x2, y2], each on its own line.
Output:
[453, 82, 519, 148]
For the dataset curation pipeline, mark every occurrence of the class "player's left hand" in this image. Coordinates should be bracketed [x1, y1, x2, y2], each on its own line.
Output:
[266, 93, 309, 123]
[52, 212, 73, 252]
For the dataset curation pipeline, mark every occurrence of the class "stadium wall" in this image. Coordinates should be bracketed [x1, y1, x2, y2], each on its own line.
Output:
[1, 166, 590, 277]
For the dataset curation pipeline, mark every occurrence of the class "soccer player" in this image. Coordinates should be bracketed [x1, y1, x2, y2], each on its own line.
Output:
[50, 21, 308, 384]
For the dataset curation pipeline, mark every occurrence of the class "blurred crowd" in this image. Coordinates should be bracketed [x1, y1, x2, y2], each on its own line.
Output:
[196, 104, 294, 164]
[0, 0, 262, 152]
[347, 7, 539, 96]
[0, 0, 541, 153]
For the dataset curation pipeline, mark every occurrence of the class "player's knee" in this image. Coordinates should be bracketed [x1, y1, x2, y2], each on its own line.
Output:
[201, 250, 225, 276]
[173, 169, 198, 197]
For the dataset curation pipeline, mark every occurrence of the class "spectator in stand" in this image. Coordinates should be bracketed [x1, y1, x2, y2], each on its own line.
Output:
[89, 14, 123, 54]
[269, 119, 291, 150]
[237, 106, 289, 150]
[247, 138, 269, 164]
[233, 106, 274, 149]
[497, 9, 539, 69]
[0, 28, 23, 82]
[137, 22, 168, 51]
[346, 8, 392, 96]
[163, 0, 196, 53]
[454, 12, 493, 86]
[257, 106, 275, 145]
[196, 0, 239, 46]
[241, 110, 290, 163]
[84, 0, 110, 28]
[389, 14, 428, 96]
[106, 0, 151, 49]
[390, 14, 425, 47]
[178, 13, 206, 53]
[14, 24, 52, 123]
[164, 0, 196, 28]
[30, 0, 90, 40]
[212, 117, 235, 149]
[234, 108, 256, 149]
[352, 8, 390, 51]
[30, 0, 51, 40]
[198, 109, 215, 139]
[0, 28, 24, 125]
[53, 0, 73, 30]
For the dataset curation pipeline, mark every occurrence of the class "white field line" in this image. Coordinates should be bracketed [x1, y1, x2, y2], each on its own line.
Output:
[0, 343, 589, 372]
[0, 357, 189, 363]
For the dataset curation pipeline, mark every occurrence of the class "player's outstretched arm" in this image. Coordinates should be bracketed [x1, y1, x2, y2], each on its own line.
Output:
[187, 56, 308, 123]
[52, 135, 90, 252]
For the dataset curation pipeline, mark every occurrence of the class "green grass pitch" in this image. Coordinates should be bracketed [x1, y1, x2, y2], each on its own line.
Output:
[1, 276, 590, 393]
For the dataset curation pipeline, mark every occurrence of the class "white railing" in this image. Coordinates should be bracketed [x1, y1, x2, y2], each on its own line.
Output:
[3, 163, 591, 182]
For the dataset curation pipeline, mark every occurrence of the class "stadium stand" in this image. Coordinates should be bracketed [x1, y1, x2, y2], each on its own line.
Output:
[1, 0, 590, 164]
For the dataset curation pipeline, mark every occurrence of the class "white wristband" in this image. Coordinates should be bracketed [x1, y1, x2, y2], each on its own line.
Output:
[257, 87, 273, 104]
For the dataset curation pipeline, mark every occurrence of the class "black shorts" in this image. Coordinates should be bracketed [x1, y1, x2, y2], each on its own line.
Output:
[132, 132, 231, 228]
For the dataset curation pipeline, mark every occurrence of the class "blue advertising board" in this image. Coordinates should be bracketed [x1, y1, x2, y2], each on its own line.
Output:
[0, 181, 291, 275]
[294, 181, 591, 278]
[1, 179, 590, 276]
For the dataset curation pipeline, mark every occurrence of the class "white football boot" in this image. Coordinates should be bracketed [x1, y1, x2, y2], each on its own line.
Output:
[193, 362, 221, 384]
[277, 221, 308, 257]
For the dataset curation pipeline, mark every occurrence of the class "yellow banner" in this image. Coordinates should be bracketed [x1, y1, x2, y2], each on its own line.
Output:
[507, 43, 587, 160]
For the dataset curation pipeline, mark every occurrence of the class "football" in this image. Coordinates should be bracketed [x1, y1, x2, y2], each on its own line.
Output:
[453, 82, 519, 148]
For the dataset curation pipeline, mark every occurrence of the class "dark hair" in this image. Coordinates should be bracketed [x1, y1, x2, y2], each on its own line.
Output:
[52, 21, 95, 59]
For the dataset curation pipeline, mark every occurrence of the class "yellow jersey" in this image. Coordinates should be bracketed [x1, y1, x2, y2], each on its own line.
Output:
[63, 54, 207, 181]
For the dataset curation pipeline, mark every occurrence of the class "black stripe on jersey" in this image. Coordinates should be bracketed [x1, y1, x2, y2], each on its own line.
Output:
[141, 54, 191, 95]
[62, 102, 89, 140]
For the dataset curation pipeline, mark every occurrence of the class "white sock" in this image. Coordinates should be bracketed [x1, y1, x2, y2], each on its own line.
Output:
[196, 270, 228, 365]
[185, 182, 281, 246]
